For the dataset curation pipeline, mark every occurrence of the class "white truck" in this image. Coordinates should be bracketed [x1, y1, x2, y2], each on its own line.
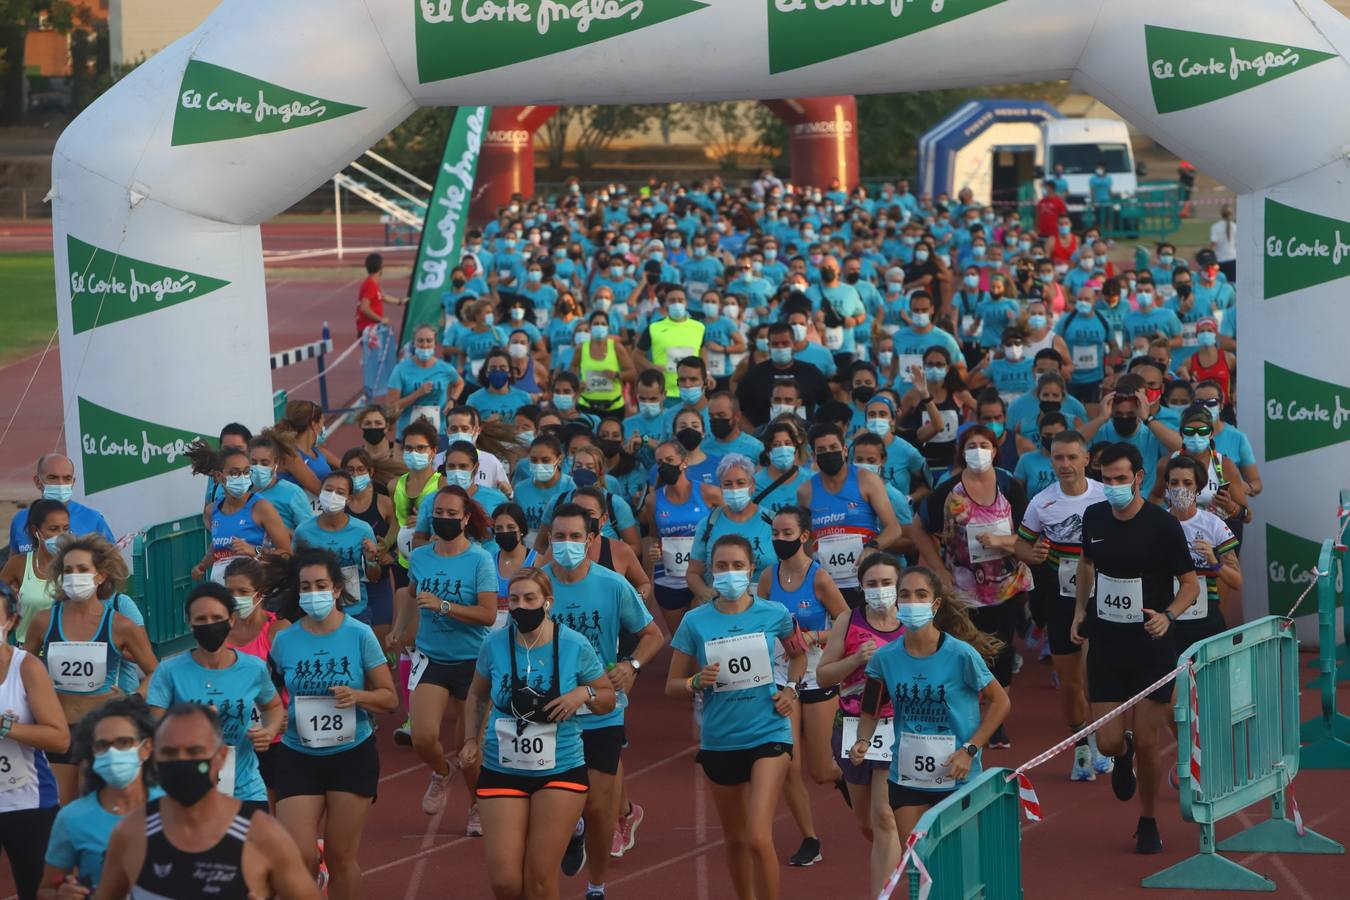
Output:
[1041, 118, 1142, 215]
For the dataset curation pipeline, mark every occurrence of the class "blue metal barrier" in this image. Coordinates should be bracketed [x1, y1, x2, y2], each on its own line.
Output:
[1300, 532, 1350, 765]
[903, 767, 1022, 900]
[1143, 616, 1343, 891]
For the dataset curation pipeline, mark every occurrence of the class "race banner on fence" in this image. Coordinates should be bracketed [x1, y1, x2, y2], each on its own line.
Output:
[401, 105, 489, 344]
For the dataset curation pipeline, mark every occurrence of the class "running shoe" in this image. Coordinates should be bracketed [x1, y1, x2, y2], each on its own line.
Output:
[466, 804, 483, 837]
[421, 770, 450, 815]
[394, 718, 413, 747]
[1070, 746, 1095, 782]
[988, 725, 1011, 749]
[1012, 651, 1024, 675]
[1111, 732, 1137, 802]
[586, 891, 605, 900]
[562, 820, 588, 876]
[788, 836, 822, 867]
[1134, 816, 1163, 854]
[1089, 734, 1114, 775]
[316, 839, 329, 895]
[611, 803, 644, 857]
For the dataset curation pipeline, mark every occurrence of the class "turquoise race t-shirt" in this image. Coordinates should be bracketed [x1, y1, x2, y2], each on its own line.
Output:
[408, 542, 497, 664]
[293, 515, 376, 617]
[45, 787, 166, 887]
[270, 615, 386, 756]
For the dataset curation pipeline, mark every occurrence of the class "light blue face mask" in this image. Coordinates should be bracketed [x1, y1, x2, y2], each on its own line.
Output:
[224, 474, 252, 498]
[679, 385, 704, 404]
[299, 590, 335, 619]
[1103, 483, 1135, 509]
[444, 469, 473, 490]
[249, 465, 274, 490]
[43, 534, 63, 555]
[42, 483, 73, 504]
[911, 312, 931, 328]
[769, 445, 796, 470]
[350, 474, 371, 493]
[923, 366, 948, 383]
[531, 462, 557, 483]
[446, 431, 475, 447]
[639, 401, 664, 419]
[1075, 300, 1095, 315]
[723, 487, 751, 512]
[866, 418, 892, 437]
[414, 346, 436, 362]
[668, 302, 687, 319]
[756, 338, 770, 353]
[1182, 434, 1210, 454]
[896, 602, 935, 629]
[553, 393, 575, 411]
[403, 450, 430, 472]
[552, 540, 587, 569]
[1028, 314, 1048, 331]
[770, 347, 793, 365]
[1196, 331, 1217, 348]
[856, 462, 880, 475]
[517, 430, 536, 446]
[93, 745, 144, 788]
[712, 570, 751, 600]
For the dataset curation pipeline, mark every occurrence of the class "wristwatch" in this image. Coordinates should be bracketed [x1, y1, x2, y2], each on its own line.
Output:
[585, 685, 597, 703]
[1164, 610, 1177, 623]
[439, 599, 452, 615]
[622, 657, 642, 675]
[785, 681, 801, 698]
[963, 743, 979, 758]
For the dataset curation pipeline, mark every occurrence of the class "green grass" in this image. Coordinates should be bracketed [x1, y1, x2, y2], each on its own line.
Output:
[0, 252, 56, 364]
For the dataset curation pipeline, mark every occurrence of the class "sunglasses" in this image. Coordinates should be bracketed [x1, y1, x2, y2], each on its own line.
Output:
[1197, 398, 1222, 408]
[1180, 426, 1213, 437]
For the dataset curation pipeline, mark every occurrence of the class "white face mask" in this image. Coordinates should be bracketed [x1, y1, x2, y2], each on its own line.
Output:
[964, 446, 994, 472]
[769, 403, 798, 420]
[318, 490, 347, 514]
[62, 572, 98, 601]
[863, 585, 897, 611]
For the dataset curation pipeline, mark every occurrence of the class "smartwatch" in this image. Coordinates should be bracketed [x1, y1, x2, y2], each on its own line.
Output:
[785, 681, 801, 698]
[1164, 610, 1177, 623]
[963, 743, 979, 758]
[439, 599, 452, 615]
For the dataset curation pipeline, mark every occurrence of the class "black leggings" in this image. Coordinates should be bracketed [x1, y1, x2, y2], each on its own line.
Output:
[0, 806, 57, 899]
[968, 599, 1018, 687]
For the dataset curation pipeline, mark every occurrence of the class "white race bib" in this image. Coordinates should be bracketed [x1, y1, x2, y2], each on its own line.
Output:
[882, 323, 900, 336]
[824, 326, 845, 350]
[1173, 577, 1209, 621]
[341, 565, 362, 602]
[410, 405, 441, 431]
[665, 346, 696, 373]
[1095, 573, 1144, 624]
[841, 716, 894, 762]
[216, 746, 237, 797]
[397, 525, 415, 560]
[0, 738, 31, 792]
[921, 409, 960, 443]
[1181, 321, 1198, 347]
[295, 695, 356, 749]
[209, 557, 243, 586]
[896, 354, 923, 382]
[495, 718, 558, 771]
[897, 732, 958, 788]
[1071, 343, 1100, 371]
[534, 308, 551, 328]
[47, 641, 107, 693]
[661, 536, 695, 577]
[960, 315, 980, 339]
[705, 633, 774, 692]
[1058, 557, 1080, 597]
[965, 518, 1012, 564]
[686, 280, 709, 301]
[816, 532, 865, 585]
[407, 648, 430, 691]
[706, 353, 729, 377]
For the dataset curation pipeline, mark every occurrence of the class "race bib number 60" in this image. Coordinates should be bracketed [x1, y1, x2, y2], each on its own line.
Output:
[705, 633, 773, 692]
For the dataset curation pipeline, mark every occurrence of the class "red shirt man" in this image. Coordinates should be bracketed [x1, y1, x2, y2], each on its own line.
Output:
[1035, 183, 1068, 238]
[356, 253, 404, 334]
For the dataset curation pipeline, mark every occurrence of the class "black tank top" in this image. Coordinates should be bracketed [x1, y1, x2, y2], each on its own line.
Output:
[132, 799, 254, 899]
[350, 490, 389, 539]
[597, 537, 615, 572]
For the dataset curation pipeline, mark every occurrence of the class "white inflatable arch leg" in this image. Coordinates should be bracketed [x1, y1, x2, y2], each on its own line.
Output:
[53, 0, 1350, 623]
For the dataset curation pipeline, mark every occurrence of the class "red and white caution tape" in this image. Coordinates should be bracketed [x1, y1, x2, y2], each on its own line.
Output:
[1187, 661, 1203, 795]
[878, 831, 932, 900]
[1015, 772, 1043, 822]
[1288, 779, 1305, 837]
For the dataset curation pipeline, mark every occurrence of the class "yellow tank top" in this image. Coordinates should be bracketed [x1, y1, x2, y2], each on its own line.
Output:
[393, 472, 442, 566]
[649, 317, 705, 396]
[579, 337, 622, 406]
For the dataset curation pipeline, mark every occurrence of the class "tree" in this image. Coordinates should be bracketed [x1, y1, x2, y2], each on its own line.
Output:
[370, 108, 454, 182]
[0, 1, 80, 124]
[538, 107, 573, 179]
[570, 104, 663, 172]
[680, 102, 767, 171]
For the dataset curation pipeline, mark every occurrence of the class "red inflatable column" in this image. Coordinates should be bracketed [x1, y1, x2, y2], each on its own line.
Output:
[761, 96, 859, 191]
[470, 105, 559, 222]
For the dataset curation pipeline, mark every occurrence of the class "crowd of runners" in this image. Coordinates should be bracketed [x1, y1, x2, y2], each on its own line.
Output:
[0, 171, 1253, 899]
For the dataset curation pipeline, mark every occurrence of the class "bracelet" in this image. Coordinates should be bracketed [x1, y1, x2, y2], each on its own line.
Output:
[688, 673, 702, 693]
[0, 713, 16, 740]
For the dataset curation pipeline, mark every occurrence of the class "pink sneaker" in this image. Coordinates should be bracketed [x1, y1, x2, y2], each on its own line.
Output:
[422, 771, 451, 815]
[611, 803, 645, 857]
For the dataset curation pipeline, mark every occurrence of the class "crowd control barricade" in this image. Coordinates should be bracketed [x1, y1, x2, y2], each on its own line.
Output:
[1143, 616, 1343, 891]
[1300, 532, 1350, 766]
[1303, 489, 1350, 686]
[130, 516, 207, 658]
[901, 767, 1022, 900]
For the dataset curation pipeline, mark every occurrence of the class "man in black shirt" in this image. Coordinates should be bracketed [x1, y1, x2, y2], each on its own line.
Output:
[1071, 442, 1198, 855]
[736, 322, 830, 426]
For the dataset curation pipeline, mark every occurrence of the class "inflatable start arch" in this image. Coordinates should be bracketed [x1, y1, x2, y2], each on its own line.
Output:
[51, 0, 1350, 623]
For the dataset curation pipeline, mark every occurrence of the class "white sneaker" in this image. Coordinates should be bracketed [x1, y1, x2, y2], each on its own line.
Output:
[422, 771, 451, 815]
[465, 804, 483, 836]
[1089, 734, 1114, 775]
[1070, 746, 1095, 781]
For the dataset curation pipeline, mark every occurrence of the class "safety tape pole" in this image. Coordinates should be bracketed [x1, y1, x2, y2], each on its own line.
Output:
[1281, 510, 1349, 624]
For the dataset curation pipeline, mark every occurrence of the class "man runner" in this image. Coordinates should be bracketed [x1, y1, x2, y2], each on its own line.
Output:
[1070, 443, 1199, 854]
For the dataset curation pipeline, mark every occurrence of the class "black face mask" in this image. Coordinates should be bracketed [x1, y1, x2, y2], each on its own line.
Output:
[362, 426, 386, 445]
[844, 271, 861, 285]
[645, 271, 660, 285]
[816, 450, 846, 476]
[1041, 435, 1055, 452]
[1039, 399, 1062, 414]
[495, 531, 520, 552]
[821, 267, 838, 282]
[676, 428, 702, 452]
[1112, 415, 1139, 437]
[432, 516, 464, 541]
[157, 758, 216, 807]
[571, 469, 598, 488]
[1174, 283, 1192, 298]
[192, 620, 231, 653]
[657, 462, 682, 486]
[510, 605, 547, 634]
[452, 278, 466, 289]
[772, 538, 802, 561]
[597, 438, 622, 458]
[709, 418, 733, 440]
[852, 385, 876, 405]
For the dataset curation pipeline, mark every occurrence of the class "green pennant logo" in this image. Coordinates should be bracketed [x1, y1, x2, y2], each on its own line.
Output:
[766, 0, 1005, 74]
[78, 397, 214, 494]
[1263, 362, 1350, 462]
[66, 235, 231, 334]
[415, 0, 710, 84]
[1263, 199, 1350, 299]
[1265, 522, 1342, 617]
[1145, 25, 1334, 114]
[171, 60, 365, 146]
